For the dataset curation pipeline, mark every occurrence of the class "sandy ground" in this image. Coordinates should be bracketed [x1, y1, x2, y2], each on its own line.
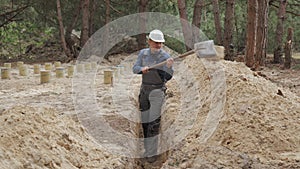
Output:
[0, 52, 299, 169]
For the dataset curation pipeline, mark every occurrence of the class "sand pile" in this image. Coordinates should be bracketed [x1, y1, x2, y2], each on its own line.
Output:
[160, 54, 300, 168]
[0, 106, 132, 169]
[0, 63, 137, 169]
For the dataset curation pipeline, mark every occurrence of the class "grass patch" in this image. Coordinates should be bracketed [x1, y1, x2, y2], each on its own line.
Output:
[292, 63, 300, 70]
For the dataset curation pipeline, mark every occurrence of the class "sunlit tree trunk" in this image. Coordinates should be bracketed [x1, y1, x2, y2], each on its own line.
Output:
[212, 0, 223, 45]
[255, 0, 269, 68]
[224, 0, 235, 61]
[284, 28, 293, 69]
[245, 0, 257, 67]
[273, 0, 287, 63]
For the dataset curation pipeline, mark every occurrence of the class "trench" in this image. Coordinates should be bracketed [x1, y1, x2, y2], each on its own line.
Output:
[133, 109, 170, 169]
[133, 97, 168, 169]
[86, 64, 170, 168]
[128, 55, 209, 168]
[82, 54, 222, 168]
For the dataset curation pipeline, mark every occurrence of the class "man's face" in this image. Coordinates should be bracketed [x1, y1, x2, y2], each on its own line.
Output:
[148, 39, 163, 53]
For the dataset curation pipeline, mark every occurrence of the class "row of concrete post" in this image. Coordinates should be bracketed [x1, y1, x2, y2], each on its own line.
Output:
[1, 61, 133, 85]
[0, 61, 98, 84]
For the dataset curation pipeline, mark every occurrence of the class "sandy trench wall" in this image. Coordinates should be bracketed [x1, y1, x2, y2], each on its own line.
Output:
[160, 55, 300, 168]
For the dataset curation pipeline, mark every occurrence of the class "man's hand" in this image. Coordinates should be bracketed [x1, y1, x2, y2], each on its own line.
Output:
[142, 66, 149, 74]
[166, 58, 174, 68]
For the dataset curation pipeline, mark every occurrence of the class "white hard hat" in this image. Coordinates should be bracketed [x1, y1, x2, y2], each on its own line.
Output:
[148, 29, 165, 42]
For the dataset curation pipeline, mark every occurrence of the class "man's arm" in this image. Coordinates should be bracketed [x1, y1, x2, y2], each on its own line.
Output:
[133, 51, 144, 74]
[162, 55, 174, 81]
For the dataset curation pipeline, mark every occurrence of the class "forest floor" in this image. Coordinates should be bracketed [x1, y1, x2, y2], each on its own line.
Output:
[0, 49, 299, 169]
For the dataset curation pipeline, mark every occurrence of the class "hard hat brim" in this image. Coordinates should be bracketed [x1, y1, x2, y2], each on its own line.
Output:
[147, 36, 165, 43]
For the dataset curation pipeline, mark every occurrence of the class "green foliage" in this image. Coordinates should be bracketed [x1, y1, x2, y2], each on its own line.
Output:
[233, 1, 247, 51]
[267, 8, 279, 53]
[292, 63, 300, 70]
[0, 20, 56, 59]
[0, 21, 29, 57]
[266, 5, 300, 53]
[149, 0, 178, 15]
[165, 35, 186, 54]
[1, 0, 300, 59]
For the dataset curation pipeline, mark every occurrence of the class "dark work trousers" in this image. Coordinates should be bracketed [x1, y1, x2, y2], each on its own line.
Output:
[139, 86, 165, 157]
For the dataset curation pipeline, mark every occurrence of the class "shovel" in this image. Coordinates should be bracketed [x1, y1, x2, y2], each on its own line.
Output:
[149, 40, 217, 69]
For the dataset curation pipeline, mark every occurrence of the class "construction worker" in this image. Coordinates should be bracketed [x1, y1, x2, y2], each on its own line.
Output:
[133, 29, 174, 163]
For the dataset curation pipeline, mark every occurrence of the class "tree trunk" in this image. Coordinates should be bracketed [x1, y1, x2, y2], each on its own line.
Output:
[56, 0, 72, 59]
[80, 0, 90, 47]
[89, 0, 96, 36]
[105, 0, 110, 24]
[245, 0, 257, 68]
[192, 0, 204, 43]
[224, 0, 235, 61]
[192, 0, 203, 29]
[273, 0, 287, 64]
[284, 28, 293, 69]
[212, 0, 223, 45]
[65, 2, 82, 58]
[177, 0, 193, 50]
[104, 0, 110, 60]
[255, 0, 269, 68]
[138, 0, 148, 49]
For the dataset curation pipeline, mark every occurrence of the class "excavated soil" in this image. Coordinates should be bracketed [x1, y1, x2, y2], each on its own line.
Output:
[0, 52, 299, 169]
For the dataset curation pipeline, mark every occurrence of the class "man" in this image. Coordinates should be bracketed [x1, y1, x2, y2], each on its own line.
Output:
[133, 29, 174, 163]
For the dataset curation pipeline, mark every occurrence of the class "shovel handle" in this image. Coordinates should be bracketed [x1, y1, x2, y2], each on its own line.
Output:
[149, 50, 195, 69]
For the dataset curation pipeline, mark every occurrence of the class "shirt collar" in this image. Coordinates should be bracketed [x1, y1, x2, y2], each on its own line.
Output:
[149, 48, 162, 57]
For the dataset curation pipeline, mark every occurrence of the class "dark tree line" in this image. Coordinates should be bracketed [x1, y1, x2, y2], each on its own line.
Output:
[0, 0, 299, 69]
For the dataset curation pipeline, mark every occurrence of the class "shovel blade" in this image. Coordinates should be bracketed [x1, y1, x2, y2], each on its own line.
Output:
[194, 40, 217, 58]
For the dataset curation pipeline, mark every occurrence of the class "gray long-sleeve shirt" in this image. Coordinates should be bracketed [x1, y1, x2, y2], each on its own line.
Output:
[133, 48, 173, 85]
